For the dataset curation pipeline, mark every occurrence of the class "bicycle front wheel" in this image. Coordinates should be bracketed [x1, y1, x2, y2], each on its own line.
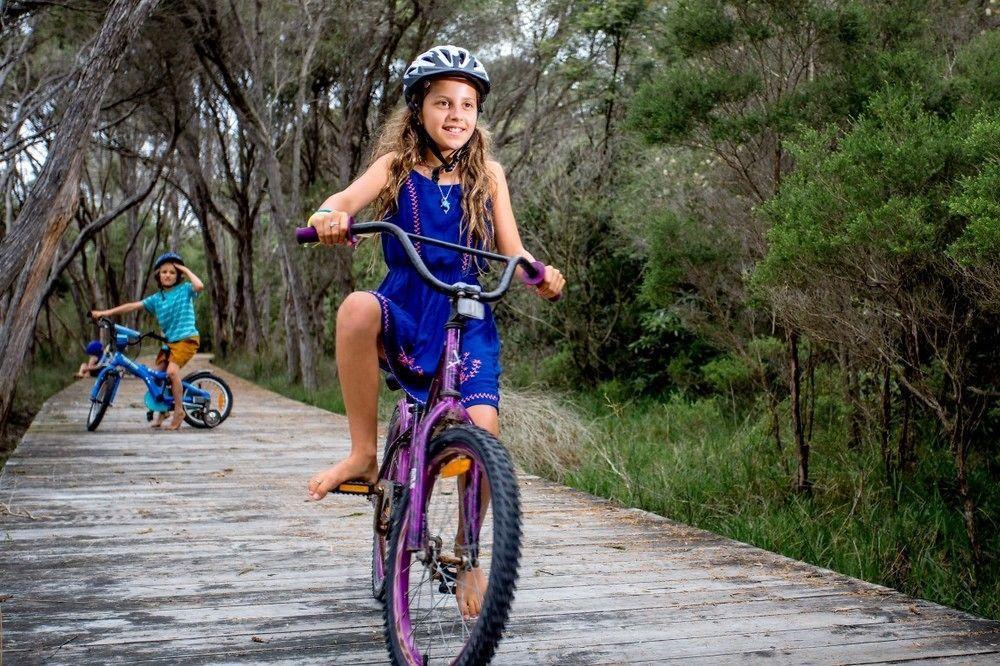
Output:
[384, 424, 521, 666]
[86, 374, 117, 432]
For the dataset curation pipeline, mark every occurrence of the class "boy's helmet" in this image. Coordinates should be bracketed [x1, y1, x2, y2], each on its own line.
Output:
[153, 252, 184, 271]
[403, 45, 490, 109]
[85, 340, 103, 356]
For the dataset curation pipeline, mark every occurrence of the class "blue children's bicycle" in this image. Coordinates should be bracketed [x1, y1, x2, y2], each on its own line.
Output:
[86, 317, 233, 432]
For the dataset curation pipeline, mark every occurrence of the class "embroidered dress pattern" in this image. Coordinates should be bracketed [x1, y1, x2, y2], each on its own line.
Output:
[459, 352, 481, 383]
[370, 170, 502, 410]
[462, 392, 500, 406]
[404, 176, 423, 256]
[397, 350, 425, 375]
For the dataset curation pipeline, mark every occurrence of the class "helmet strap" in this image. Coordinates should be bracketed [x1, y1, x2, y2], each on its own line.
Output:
[417, 124, 469, 183]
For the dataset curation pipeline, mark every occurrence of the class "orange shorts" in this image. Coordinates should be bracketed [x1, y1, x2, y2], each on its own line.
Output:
[155, 337, 200, 368]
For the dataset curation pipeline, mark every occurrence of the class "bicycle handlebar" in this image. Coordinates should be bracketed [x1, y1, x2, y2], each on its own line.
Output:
[95, 317, 167, 344]
[296, 221, 561, 302]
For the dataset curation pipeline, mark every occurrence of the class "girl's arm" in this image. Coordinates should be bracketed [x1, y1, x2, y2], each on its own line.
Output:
[175, 264, 205, 293]
[309, 152, 395, 245]
[90, 302, 144, 319]
[488, 161, 566, 300]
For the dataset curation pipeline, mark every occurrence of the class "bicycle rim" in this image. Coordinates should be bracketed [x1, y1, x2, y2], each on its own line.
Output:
[385, 426, 521, 666]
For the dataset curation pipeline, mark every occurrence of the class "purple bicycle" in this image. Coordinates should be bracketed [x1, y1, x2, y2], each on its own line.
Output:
[297, 221, 551, 665]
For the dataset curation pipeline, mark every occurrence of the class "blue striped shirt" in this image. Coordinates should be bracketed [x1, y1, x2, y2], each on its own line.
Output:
[142, 282, 200, 342]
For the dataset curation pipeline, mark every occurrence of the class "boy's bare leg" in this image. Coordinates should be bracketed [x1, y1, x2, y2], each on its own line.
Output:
[453, 404, 497, 618]
[308, 292, 381, 500]
[164, 361, 185, 430]
[151, 359, 168, 427]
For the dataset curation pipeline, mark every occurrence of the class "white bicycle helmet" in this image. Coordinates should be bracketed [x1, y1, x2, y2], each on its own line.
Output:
[403, 45, 491, 108]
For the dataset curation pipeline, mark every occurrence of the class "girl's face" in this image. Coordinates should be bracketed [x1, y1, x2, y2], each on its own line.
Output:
[158, 263, 178, 287]
[419, 77, 480, 155]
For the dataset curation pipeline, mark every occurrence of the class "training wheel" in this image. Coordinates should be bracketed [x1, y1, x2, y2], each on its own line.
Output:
[202, 409, 222, 428]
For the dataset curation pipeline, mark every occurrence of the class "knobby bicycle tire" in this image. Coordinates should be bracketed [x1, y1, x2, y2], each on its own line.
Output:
[372, 405, 405, 602]
[383, 424, 521, 666]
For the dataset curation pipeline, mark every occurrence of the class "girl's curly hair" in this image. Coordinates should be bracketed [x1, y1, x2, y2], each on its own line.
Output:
[369, 84, 495, 251]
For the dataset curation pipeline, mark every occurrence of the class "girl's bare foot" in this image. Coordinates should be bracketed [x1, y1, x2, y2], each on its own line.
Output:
[150, 413, 164, 428]
[455, 566, 487, 619]
[308, 454, 378, 500]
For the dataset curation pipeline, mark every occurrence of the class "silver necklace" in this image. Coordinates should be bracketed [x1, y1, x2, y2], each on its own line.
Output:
[436, 180, 455, 213]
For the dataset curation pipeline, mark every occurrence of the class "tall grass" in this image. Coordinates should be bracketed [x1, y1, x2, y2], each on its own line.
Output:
[2, 352, 78, 469]
[218, 352, 348, 414]
[563, 392, 1000, 621]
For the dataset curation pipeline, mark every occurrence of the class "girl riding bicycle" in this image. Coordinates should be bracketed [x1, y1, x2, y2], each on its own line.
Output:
[306, 45, 565, 616]
[90, 253, 204, 430]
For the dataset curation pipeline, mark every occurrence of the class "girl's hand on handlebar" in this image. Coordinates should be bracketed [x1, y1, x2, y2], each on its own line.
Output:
[308, 209, 351, 246]
[535, 265, 565, 300]
[90, 309, 106, 321]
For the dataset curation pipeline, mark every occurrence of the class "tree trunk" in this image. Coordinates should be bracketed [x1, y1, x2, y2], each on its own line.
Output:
[0, 0, 160, 424]
[880, 364, 893, 479]
[0, 0, 160, 294]
[839, 347, 863, 450]
[282, 288, 302, 383]
[948, 399, 981, 583]
[899, 388, 913, 472]
[789, 331, 811, 494]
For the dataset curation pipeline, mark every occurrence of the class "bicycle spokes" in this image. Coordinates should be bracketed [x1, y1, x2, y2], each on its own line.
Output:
[393, 452, 494, 664]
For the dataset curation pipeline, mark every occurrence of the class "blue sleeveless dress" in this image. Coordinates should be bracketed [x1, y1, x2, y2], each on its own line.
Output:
[369, 170, 501, 410]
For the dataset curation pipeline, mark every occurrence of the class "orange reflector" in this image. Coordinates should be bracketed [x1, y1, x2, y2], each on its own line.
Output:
[337, 482, 372, 494]
[440, 457, 471, 478]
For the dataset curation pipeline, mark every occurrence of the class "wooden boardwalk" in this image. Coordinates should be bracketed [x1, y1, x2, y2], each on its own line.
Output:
[2, 356, 998, 664]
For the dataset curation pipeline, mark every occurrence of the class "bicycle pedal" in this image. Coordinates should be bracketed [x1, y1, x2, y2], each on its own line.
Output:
[333, 481, 375, 496]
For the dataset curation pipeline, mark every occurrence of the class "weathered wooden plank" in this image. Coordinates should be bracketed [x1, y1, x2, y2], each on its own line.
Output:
[2, 356, 998, 664]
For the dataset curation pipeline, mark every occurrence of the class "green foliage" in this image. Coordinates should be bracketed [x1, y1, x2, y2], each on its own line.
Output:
[562, 389, 1000, 621]
[700, 353, 753, 393]
[949, 29, 1000, 110]
[576, 0, 647, 37]
[628, 66, 760, 143]
[756, 90, 969, 287]
[667, 0, 735, 56]
[947, 113, 1000, 265]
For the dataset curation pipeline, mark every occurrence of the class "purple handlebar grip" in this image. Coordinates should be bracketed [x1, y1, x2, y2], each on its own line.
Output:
[296, 226, 319, 244]
[521, 260, 562, 302]
[295, 217, 355, 246]
[521, 261, 546, 286]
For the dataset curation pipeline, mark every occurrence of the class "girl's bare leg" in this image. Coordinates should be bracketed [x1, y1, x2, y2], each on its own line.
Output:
[454, 404, 497, 618]
[308, 292, 382, 500]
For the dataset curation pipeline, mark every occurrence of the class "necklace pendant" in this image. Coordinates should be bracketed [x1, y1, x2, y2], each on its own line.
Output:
[441, 198, 451, 213]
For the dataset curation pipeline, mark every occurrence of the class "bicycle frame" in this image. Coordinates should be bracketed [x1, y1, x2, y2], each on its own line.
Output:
[299, 220, 546, 557]
[402, 315, 480, 553]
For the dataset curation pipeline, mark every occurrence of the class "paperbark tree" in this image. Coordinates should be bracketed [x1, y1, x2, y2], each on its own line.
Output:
[0, 0, 161, 426]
